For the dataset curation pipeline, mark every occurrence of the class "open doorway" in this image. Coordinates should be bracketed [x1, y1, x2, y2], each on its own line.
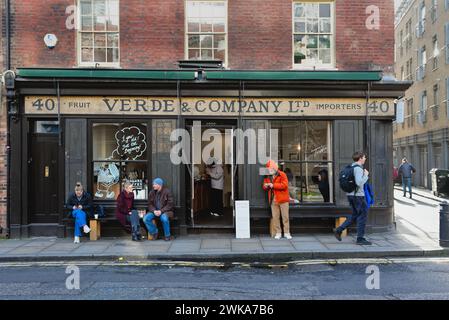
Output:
[186, 120, 237, 228]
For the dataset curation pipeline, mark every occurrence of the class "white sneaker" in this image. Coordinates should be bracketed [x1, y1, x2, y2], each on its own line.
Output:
[83, 225, 91, 233]
[74, 236, 80, 244]
[274, 233, 282, 240]
[284, 233, 293, 240]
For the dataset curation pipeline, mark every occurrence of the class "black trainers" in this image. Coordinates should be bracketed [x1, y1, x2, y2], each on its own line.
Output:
[334, 229, 342, 241]
[356, 238, 372, 245]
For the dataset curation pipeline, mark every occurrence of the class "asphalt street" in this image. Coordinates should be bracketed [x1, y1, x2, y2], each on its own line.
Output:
[0, 258, 449, 300]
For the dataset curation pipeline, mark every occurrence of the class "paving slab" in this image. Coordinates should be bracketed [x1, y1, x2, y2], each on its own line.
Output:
[201, 239, 231, 250]
[291, 242, 329, 251]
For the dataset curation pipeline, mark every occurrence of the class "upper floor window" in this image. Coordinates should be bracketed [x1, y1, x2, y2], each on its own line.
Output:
[78, 0, 119, 67]
[405, 18, 412, 52]
[185, 1, 227, 65]
[431, 0, 438, 23]
[432, 35, 439, 70]
[416, 1, 426, 38]
[417, 46, 426, 81]
[293, 1, 334, 69]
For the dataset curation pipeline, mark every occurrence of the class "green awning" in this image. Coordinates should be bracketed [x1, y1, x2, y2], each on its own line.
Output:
[16, 68, 196, 80]
[205, 71, 382, 81]
[16, 68, 382, 82]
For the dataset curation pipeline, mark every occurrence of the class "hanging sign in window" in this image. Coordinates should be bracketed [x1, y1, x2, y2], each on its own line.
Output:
[112, 126, 147, 160]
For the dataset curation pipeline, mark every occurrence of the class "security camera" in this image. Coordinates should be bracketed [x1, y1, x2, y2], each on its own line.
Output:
[44, 34, 58, 49]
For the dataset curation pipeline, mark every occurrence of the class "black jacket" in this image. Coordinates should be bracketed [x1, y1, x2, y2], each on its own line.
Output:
[65, 192, 93, 216]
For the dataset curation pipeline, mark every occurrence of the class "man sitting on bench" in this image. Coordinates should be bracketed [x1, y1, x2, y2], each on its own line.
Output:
[66, 182, 92, 243]
[143, 178, 174, 241]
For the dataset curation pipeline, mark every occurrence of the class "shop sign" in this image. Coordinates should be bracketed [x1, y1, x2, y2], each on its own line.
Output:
[112, 126, 147, 160]
[25, 96, 396, 117]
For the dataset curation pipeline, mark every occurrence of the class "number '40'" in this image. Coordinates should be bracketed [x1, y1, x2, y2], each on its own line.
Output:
[33, 98, 56, 111]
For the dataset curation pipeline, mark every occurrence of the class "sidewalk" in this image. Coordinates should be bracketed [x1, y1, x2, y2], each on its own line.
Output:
[394, 184, 448, 203]
[0, 226, 447, 263]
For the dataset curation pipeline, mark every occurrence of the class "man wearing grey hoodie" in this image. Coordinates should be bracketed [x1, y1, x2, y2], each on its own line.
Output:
[334, 151, 372, 245]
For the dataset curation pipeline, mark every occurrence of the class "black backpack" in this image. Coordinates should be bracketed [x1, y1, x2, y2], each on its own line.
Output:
[339, 164, 361, 193]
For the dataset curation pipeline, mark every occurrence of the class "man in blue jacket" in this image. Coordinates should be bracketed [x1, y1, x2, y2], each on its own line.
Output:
[398, 157, 416, 199]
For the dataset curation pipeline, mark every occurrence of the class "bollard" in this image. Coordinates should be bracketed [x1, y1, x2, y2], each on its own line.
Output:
[440, 201, 449, 247]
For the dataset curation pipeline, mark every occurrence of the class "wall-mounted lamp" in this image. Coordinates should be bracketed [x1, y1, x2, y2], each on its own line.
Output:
[44, 34, 58, 49]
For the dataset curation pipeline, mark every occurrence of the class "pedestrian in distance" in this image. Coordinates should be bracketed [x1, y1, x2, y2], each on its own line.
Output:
[398, 157, 416, 199]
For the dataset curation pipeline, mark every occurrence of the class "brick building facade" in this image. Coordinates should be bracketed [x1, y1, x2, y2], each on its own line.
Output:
[1, 0, 406, 238]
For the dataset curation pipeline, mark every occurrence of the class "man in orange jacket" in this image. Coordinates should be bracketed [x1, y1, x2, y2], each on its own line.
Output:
[263, 160, 292, 240]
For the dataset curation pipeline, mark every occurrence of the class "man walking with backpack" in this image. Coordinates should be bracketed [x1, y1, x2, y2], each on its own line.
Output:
[335, 151, 372, 245]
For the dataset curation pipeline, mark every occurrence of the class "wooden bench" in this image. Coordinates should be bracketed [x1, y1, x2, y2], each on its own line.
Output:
[145, 215, 178, 240]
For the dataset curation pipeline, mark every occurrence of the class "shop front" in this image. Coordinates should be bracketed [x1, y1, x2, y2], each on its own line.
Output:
[8, 69, 411, 238]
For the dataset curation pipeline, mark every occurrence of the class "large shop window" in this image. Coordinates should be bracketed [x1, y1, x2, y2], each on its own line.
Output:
[271, 121, 333, 205]
[92, 123, 148, 200]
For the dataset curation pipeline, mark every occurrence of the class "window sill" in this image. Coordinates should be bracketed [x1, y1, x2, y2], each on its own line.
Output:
[291, 66, 338, 71]
[75, 64, 122, 69]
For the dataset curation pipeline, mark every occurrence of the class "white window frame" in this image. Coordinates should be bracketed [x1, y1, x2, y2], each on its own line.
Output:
[184, 0, 228, 67]
[292, 1, 336, 70]
[77, 0, 120, 68]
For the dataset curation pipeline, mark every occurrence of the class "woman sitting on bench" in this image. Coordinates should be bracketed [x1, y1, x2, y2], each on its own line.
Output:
[66, 182, 92, 243]
[116, 181, 142, 241]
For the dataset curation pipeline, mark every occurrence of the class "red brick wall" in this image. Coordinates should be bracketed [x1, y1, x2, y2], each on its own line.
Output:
[335, 0, 394, 73]
[8, 0, 394, 72]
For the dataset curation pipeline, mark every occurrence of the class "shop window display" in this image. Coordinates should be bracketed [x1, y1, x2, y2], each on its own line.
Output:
[92, 123, 148, 200]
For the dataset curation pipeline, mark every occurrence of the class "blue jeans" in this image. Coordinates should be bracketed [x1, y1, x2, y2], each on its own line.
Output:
[143, 212, 170, 237]
[402, 177, 412, 196]
[337, 196, 368, 239]
[126, 210, 141, 234]
[72, 209, 87, 237]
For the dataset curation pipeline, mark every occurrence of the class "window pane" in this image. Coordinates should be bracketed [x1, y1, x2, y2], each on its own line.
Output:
[306, 35, 318, 48]
[200, 35, 213, 48]
[319, 18, 331, 33]
[294, 35, 307, 64]
[107, 48, 119, 62]
[213, 34, 225, 49]
[81, 16, 93, 31]
[201, 49, 213, 59]
[189, 49, 200, 59]
[107, 0, 119, 16]
[107, 33, 119, 48]
[302, 163, 331, 203]
[200, 21, 213, 32]
[319, 35, 331, 48]
[94, 48, 106, 62]
[94, 33, 106, 47]
[319, 4, 331, 17]
[305, 3, 319, 18]
[81, 0, 92, 15]
[214, 48, 225, 61]
[107, 16, 119, 31]
[294, 4, 305, 18]
[188, 21, 200, 32]
[81, 33, 93, 47]
[188, 35, 200, 48]
[307, 18, 319, 33]
[122, 162, 148, 200]
[300, 121, 329, 161]
[213, 21, 225, 33]
[93, 161, 121, 200]
[94, 16, 106, 31]
[282, 163, 301, 206]
[294, 20, 306, 33]
[93, 123, 148, 161]
[319, 49, 331, 64]
[81, 47, 94, 62]
[94, 0, 106, 15]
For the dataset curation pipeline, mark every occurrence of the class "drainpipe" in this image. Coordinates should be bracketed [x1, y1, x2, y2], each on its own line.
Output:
[5, 0, 12, 238]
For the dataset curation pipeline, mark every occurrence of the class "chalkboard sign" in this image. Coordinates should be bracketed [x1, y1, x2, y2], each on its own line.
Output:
[112, 126, 147, 160]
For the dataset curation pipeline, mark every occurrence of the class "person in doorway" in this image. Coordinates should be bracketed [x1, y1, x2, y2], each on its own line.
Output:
[263, 160, 292, 240]
[398, 157, 416, 199]
[318, 168, 330, 202]
[206, 157, 224, 217]
[144, 178, 175, 241]
[65, 182, 92, 243]
[116, 181, 142, 241]
[334, 151, 372, 245]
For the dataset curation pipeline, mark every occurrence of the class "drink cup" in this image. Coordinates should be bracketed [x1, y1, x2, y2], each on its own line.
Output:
[94, 214, 99, 219]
